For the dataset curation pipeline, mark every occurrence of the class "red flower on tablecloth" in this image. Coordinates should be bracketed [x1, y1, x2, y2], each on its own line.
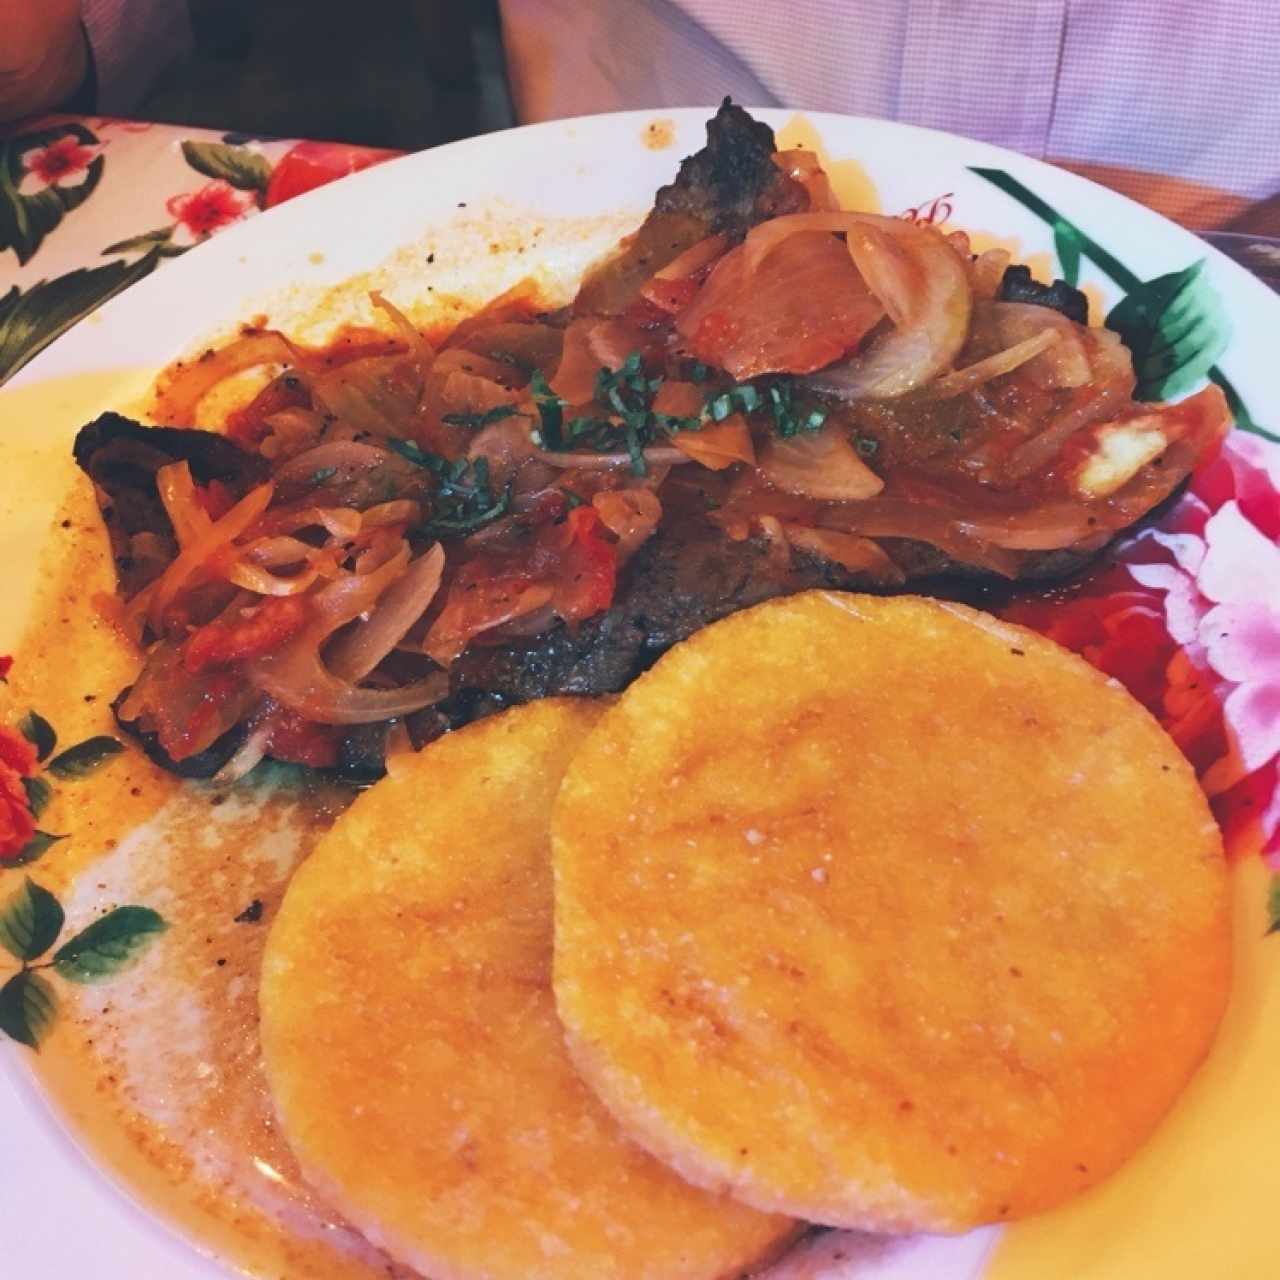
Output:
[263, 140, 399, 208]
[18, 135, 105, 195]
[1004, 431, 1280, 866]
[166, 179, 255, 243]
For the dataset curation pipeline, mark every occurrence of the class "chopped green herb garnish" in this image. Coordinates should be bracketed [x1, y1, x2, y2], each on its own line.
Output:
[529, 370, 564, 450]
[388, 438, 512, 537]
[855, 435, 880, 457]
[688, 360, 712, 383]
[562, 489, 585, 510]
[310, 466, 338, 486]
[441, 403, 521, 430]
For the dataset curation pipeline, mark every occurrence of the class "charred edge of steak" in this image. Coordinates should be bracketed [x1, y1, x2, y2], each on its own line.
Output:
[74, 412, 269, 597]
[112, 687, 248, 780]
[573, 100, 807, 316]
[998, 265, 1089, 325]
[653, 97, 804, 236]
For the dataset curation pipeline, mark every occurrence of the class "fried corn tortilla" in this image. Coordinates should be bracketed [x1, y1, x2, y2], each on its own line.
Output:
[259, 697, 793, 1280]
[552, 592, 1231, 1233]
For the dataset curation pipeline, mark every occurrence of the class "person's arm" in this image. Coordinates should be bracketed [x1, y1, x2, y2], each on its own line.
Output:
[0, 0, 89, 123]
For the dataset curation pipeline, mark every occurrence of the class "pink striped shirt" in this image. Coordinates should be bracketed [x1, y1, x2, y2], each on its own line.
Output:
[500, 0, 1280, 206]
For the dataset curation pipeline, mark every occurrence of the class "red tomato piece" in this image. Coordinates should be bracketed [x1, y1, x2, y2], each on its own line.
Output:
[183, 597, 309, 675]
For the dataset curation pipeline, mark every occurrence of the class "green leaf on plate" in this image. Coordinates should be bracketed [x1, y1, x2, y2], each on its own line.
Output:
[181, 140, 271, 193]
[17, 710, 56, 761]
[48, 736, 125, 780]
[1052, 220, 1084, 287]
[0, 248, 164, 385]
[52, 906, 168, 983]
[0, 877, 65, 962]
[0, 970, 58, 1050]
[101, 225, 176, 256]
[1266, 876, 1280, 936]
[20, 775, 52, 819]
[0, 124, 105, 267]
[9, 831, 67, 867]
[1106, 259, 1231, 401]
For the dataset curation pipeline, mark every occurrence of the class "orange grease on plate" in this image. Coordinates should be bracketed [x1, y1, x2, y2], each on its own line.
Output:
[644, 118, 676, 150]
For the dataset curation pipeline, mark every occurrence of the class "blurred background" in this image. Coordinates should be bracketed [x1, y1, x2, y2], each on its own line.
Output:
[143, 0, 514, 151]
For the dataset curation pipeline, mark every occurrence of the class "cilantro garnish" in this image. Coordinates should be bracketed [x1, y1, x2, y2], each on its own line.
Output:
[441, 403, 522, 430]
[310, 465, 338, 486]
[526, 350, 832, 477]
[529, 370, 564, 450]
[388, 438, 511, 537]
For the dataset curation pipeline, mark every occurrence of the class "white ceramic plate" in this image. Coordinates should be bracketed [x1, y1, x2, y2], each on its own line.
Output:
[3, 108, 1280, 1280]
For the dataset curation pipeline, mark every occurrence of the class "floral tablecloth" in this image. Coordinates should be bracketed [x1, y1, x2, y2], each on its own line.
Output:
[0, 113, 401, 384]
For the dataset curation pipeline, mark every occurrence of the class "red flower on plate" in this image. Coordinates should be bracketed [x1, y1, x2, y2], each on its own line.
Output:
[0, 726, 37, 780]
[0, 727, 37, 863]
[166, 180, 255, 243]
[18, 135, 103, 194]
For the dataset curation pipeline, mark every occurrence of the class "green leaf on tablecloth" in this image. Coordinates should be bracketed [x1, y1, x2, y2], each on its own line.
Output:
[181, 141, 271, 194]
[1107, 260, 1231, 401]
[0, 248, 163, 385]
[0, 124, 105, 267]
[102, 225, 182, 257]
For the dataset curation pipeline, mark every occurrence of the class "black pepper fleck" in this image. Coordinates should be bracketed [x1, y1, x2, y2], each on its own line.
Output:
[235, 899, 264, 924]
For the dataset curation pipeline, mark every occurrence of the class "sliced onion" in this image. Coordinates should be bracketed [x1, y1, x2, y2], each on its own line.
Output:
[309, 354, 424, 437]
[771, 150, 840, 211]
[361, 499, 420, 527]
[653, 232, 728, 281]
[273, 440, 393, 487]
[670, 415, 756, 470]
[326, 543, 446, 681]
[989, 302, 1092, 389]
[781, 524, 906, 584]
[922, 330, 1058, 400]
[244, 535, 315, 566]
[533, 446, 694, 471]
[248, 546, 449, 723]
[803, 215, 973, 399]
[970, 248, 1012, 300]
[148, 482, 275, 631]
[259, 407, 327, 460]
[370, 290, 435, 364]
[757, 429, 884, 501]
[212, 716, 273, 784]
[155, 461, 213, 546]
[592, 489, 662, 561]
[153, 330, 302, 425]
[225, 561, 320, 596]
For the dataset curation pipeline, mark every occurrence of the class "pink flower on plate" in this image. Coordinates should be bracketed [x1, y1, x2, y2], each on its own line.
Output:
[165, 180, 256, 244]
[18, 135, 103, 194]
[1122, 432, 1280, 863]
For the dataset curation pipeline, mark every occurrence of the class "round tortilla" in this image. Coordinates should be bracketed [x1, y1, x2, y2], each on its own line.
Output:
[259, 697, 793, 1280]
[552, 592, 1231, 1233]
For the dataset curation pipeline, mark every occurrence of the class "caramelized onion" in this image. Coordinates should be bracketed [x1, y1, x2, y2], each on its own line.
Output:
[326, 542, 446, 681]
[804, 215, 973, 399]
[154, 330, 301, 425]
[148, 483, 275, 630]
[756, 429, 884, 501]
[273, 441, 393, 487]
[922, 330, 1058, 400]
[249, 546, 448, 722]
[533, 446, 693, 471]
[781, 524, 906, 584]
